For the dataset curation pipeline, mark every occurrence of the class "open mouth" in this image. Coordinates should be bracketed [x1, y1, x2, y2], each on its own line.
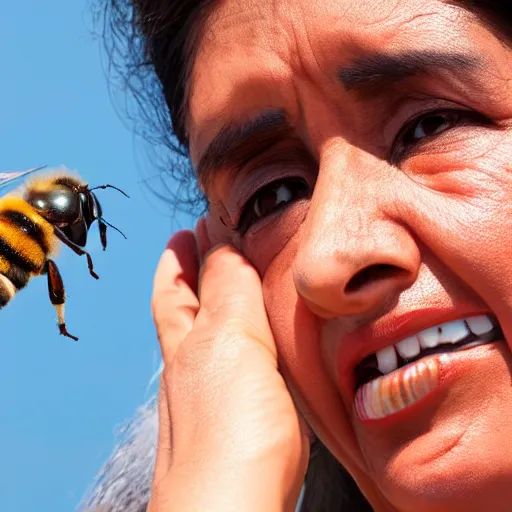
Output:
[354, 315, 504, 420]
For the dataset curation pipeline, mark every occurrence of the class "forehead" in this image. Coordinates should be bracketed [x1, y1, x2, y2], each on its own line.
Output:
[187, 0, 475, 161]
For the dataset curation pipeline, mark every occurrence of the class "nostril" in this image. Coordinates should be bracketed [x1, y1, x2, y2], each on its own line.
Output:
[345, 264, 407, 294]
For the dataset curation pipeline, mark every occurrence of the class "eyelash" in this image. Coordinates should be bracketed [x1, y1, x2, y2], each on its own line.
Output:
[235, 108, 491, 235]
[391, 107, 491, 163]
[235, 177, 310, 235]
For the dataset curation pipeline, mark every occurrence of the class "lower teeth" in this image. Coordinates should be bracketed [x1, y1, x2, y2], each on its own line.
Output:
[355, 358, 439, 420]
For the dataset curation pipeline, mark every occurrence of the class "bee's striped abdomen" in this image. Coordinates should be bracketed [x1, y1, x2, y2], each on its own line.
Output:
[0, 258, 31, 307]
[0, 273, 17, 308]
[0, 210, 51, 253]
[0, 198, 54, 271]
[0, 200, 55, 308]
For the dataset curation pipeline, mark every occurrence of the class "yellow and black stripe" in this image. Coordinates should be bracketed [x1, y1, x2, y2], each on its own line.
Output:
[0, 197, 55, 308]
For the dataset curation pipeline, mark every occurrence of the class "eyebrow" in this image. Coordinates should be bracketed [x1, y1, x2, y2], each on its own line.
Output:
[339, 50, 483, 97]
[195, 51, 483, 185]
[195, 109, 293, 188]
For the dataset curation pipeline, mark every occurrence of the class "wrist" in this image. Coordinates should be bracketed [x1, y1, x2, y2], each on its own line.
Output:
[154, 460, 300, 512]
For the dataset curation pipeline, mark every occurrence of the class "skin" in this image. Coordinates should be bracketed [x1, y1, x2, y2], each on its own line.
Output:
[149, 1, 512, 511]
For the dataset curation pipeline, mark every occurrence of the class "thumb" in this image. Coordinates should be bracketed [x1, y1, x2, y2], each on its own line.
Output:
[194, 216, 211, 264]
[193, 244, 277, 360]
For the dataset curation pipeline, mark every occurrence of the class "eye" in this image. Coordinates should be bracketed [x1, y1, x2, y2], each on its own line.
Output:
[236, 177, 310, 235]
[392, 109, 491, 163]
[405, 112, 456, 143]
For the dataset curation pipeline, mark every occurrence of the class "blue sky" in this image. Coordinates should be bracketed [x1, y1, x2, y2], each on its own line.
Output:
[0, 2, 195, 510]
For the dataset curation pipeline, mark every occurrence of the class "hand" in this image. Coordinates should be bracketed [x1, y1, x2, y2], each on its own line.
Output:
[147, 226, 310, 512]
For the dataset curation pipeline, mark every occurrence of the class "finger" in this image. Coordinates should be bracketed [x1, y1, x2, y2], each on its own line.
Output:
[194, 216, 211, 263]
[151, 378, 172, 487]
[194, 244, 277, 358]
[152, 230, 200, 364]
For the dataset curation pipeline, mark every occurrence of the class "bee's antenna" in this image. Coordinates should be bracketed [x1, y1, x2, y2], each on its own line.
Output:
[101, 218, 128, 239]
[90, 184, 130, 198]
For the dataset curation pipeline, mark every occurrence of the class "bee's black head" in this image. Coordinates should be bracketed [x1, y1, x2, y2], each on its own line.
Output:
[25, 176, 127, 249]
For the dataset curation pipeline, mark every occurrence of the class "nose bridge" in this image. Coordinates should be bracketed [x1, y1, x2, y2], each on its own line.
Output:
[304, 144, 388, 260]
[293, 144, 419, 317]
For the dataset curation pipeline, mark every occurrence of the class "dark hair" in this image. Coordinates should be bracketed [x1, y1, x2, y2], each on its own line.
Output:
[92, 0, 511, 510]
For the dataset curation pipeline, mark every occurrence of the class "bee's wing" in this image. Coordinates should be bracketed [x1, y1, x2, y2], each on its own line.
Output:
[0, 165, 47, 193]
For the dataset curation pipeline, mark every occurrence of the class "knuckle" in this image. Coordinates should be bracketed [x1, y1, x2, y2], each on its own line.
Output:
[198, 295, 261, 328]
[172, 333, 216, 376]
[172, 328, 249, 377]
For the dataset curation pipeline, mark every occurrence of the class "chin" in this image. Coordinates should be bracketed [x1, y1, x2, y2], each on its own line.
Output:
[381, 445, 512, 512]
[357, 340, 512, 512]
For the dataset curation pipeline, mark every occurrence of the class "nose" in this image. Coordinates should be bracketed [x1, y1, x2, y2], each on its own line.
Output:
[293, 152, 420, 318]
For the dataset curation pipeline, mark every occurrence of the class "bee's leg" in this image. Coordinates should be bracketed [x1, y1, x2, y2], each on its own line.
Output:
[44, 259, 78, 341]
[98, 219, 107, 251]
[53, 226, 99, 280]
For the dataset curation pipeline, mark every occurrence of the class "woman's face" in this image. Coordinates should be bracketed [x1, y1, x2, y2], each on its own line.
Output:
[187, 0, 512, 510]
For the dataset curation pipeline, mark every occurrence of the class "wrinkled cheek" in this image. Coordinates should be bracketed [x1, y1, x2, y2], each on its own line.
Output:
[242, 206, 309, 276]
[262, 242, 325, 424]
[251, 223, 333, 424]
[205, 203, 308, 276]
[261, 235, 362, 469]
[261, 234, 307, 368]
[264, 239, 329, 427]
[403, 169, 512, 352]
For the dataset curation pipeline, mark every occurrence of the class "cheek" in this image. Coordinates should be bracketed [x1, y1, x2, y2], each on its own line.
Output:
[205, 200, 309, 276]
[241, 203, 308, 275]
[403, 128, 512, 196]
[261, 233, 315, 368]
[261, 236, 329, 424]
[261, 233, 365, 473]
[399, 129, 512, 345]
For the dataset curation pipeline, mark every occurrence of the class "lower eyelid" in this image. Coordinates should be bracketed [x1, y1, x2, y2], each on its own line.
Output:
[240, 195, 310, 239]
[391, 110, 491, 164]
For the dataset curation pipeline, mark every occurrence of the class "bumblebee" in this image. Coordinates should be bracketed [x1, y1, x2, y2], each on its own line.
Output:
[0, 165, 128, 341]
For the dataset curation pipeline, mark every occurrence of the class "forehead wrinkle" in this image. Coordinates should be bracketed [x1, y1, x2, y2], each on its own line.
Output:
[201, 0, 295, 50]
[188, 8, 297, 163]
[187, 0, 494, 168]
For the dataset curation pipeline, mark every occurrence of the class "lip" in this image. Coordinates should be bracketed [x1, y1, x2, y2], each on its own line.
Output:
[336, 305, 493, 401]
[354, 340, 506, 426]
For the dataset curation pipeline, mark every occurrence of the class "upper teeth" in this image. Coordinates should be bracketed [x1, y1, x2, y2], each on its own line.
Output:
[375, 315, 494, 375]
